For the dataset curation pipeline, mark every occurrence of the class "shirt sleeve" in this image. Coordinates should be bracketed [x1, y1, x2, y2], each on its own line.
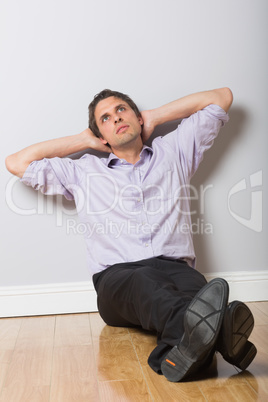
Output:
[161, 104, 229, 179]
[20, 156, 84, 200]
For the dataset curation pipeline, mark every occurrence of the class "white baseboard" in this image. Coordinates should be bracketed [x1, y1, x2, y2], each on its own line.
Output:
[204, 270, 268, 303]
[0, 281, 98, 318]
[0, 271, 267, 318]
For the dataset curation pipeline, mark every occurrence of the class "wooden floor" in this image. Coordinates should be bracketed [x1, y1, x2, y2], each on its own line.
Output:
[0, 302, 267, 402]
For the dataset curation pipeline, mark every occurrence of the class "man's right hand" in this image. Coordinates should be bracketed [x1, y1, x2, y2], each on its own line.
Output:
[81, 128, 111, 153]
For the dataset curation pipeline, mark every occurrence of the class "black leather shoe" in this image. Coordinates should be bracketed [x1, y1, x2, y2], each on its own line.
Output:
[217, 300, 257, 370]
[161, 278, 229, 382]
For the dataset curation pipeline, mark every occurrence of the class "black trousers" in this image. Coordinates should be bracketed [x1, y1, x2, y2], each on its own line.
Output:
[93, 257, 207, 373]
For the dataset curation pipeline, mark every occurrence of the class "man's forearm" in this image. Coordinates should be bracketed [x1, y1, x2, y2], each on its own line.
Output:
[5, 129, 105, 178]
[150, 87, 233, 128]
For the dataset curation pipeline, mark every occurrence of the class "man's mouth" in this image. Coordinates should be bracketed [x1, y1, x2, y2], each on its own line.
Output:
[116, 125, 129, 134]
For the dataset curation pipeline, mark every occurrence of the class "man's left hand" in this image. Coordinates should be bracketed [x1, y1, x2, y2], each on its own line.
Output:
[141, 110, 156, 143]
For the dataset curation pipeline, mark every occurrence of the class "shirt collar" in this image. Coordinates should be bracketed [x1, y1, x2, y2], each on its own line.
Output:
[105, 145, 153, 167]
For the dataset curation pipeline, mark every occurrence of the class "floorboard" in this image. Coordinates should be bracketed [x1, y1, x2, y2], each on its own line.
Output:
[0, 302, 267, 401]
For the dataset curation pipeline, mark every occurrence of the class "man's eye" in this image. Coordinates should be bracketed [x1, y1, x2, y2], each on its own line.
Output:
[118, 107, 125, 112]
[102, 116, 109, 122]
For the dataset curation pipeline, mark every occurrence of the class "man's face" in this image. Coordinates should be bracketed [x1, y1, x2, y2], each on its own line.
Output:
[94, 96, 143, 151]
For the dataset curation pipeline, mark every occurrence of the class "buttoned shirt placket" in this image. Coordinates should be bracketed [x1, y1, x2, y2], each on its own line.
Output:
[131, 161, 153, 256]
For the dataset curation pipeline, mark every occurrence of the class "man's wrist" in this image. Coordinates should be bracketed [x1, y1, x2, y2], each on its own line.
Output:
[148, 108, 163, 128]
[79, 129, 94, 148]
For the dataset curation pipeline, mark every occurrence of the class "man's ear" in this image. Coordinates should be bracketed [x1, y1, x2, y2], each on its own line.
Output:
[138, 116, 143, 126]
[99, 137, 108, 145]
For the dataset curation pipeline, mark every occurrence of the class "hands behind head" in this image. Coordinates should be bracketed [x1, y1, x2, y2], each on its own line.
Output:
[82, 128, 111, 153]
[140, 110, 156, 143]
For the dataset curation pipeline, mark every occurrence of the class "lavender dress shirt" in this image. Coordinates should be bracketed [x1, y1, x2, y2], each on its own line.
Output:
[21, 105, 229, 276]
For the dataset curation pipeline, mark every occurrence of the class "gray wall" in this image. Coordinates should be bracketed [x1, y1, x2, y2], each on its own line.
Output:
[1, 0, 267, 286]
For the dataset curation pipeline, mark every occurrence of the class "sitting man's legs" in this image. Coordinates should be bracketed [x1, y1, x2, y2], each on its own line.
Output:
[93, 257, 256, 381]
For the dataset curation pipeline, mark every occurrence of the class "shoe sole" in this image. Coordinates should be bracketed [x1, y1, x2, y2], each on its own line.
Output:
[236, 341, 257, 370]
[219, 301, 257, 370]
[161, 278, 229, 382]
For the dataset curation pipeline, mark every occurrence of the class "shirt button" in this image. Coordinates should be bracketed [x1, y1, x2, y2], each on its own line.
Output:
[137, 198, 141, 202]
[145, 243, 149, 247]
[120, 159, 123, 164]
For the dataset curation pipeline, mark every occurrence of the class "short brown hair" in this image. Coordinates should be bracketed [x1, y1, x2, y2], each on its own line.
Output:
[88, 89, 141, 139]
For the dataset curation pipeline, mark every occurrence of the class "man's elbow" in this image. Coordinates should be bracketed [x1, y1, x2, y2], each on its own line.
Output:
[5, 154, 27, 178]
[218, 87, 233, 113]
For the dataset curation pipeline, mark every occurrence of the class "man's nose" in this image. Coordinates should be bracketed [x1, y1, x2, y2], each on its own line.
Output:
[114, 115, 123, 123]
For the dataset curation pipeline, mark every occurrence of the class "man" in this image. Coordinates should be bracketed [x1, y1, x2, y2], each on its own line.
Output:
[5, 88, 256, 382]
